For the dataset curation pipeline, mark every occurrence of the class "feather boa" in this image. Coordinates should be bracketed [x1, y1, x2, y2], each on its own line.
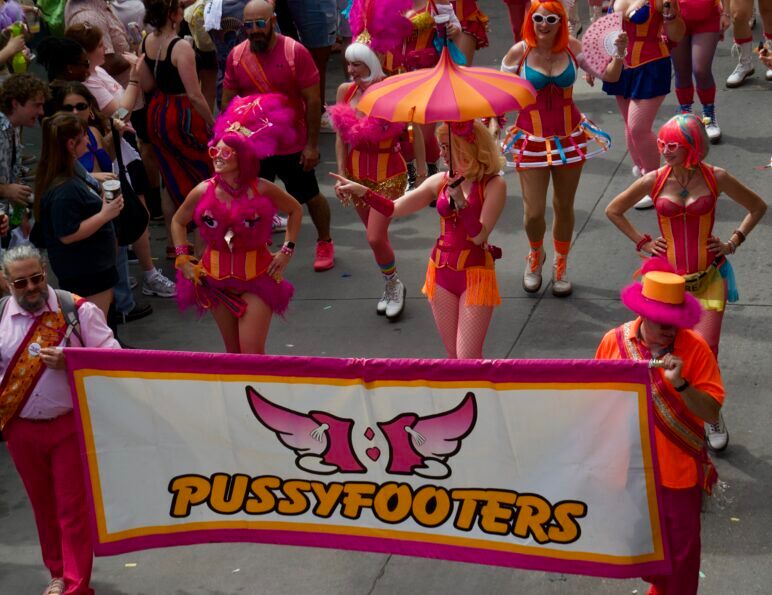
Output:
[327, 103, 405, 148]
[212, 93, 300, 160]
[348, 0, 413, 54]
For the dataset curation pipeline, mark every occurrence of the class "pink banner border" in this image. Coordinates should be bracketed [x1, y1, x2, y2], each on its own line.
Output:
[65, 349, 667, 580]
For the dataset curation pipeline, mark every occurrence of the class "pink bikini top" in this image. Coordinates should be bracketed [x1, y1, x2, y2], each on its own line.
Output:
[194, 179, 275, 252]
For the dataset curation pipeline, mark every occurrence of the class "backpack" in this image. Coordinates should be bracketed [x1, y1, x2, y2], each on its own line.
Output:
[0, 289, 82, 345]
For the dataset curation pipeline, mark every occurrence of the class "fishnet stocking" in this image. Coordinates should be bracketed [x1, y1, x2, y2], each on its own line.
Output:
[429, 285, 494, 359]
[693, 309, 724, 358]
[615, 95, 666, 173]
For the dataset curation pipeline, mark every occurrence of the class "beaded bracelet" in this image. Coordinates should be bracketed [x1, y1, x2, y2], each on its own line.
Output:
[635, 234, 652, 252]
[280, 242, 295, 256]
[726, 239, 737, 254]
[175, 244, 192, 256]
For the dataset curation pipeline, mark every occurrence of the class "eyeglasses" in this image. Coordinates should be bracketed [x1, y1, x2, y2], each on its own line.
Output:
[657, 139, 682, 153]
[532, 14, 561, 25]
[208, 145, 235, 160]
[11, 272, 46, 289]
[62, 102, 90, 112]
[243, 18, 269, 30]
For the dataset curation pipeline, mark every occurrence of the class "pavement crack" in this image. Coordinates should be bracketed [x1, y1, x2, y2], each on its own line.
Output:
[365, 554, 392, 595]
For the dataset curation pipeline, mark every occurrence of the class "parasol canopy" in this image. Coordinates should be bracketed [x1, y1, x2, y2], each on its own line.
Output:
[356, 46, 536, 124]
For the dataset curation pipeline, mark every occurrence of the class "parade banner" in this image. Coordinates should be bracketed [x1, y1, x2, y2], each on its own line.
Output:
[66, 349, 668, 578]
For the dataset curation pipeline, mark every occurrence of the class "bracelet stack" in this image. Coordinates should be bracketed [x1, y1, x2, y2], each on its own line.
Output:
[635, 234, 652, 252]
[175, 244, 192, 256]
[280, 241, 295, 256]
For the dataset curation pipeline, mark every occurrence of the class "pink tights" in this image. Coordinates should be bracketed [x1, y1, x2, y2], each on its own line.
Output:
[615, 95, 666, 174]
[429, 271, 494, 359]
[356, 204, 395, 270]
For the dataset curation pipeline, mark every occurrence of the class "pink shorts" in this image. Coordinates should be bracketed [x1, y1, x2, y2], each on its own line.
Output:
[680, 0, 721, 34]
[435, 266, 467, 298]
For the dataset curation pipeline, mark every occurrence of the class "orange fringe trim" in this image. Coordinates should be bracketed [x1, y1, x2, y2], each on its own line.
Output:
[422, 261, 501, 307]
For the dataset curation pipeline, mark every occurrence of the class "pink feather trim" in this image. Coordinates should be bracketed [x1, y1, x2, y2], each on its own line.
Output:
[327, 103, 404, 148]
[349, 0, 413, 54]
[212, 93, 300, 160]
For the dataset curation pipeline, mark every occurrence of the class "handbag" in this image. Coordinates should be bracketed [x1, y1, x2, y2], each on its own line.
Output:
[111, 121, 149, 246]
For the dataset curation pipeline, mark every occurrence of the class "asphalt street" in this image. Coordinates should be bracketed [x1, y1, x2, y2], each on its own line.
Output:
[1, 1, 771, 593]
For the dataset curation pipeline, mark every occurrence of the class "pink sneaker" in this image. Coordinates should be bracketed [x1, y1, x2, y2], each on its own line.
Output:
[314, 240, 335, 271]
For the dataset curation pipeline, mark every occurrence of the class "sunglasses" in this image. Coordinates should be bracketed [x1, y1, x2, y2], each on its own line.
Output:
[657, 139, 682, 152]
[62, 102, 90, 112]
[532, 14, 561, 25]
[208, 145, 235, 160]
[11, 272, 45, 289]
[243, 18, 269, 30]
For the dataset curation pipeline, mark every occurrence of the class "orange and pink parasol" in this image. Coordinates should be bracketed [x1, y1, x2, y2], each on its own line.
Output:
[356, 46, 536, 124]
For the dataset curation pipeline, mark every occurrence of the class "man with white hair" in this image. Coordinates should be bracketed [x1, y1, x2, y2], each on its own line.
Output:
[0, 245, 119, 595]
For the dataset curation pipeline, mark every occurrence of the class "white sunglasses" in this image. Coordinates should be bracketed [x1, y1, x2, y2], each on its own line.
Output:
[532, 14, 562, 25]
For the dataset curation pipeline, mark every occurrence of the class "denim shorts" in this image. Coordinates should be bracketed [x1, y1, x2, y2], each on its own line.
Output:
[286, 0, 337, 48]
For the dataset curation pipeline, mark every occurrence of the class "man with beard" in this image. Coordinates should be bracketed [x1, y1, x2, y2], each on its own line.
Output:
[0, 245, 119, 595]
[222, 0, 335, 272]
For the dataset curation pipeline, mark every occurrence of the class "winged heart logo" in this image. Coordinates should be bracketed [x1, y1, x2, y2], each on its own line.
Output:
[246, 387, 477, 479]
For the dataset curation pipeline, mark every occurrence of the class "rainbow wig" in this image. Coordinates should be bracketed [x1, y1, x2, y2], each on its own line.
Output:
[210, 93, 299, 185]
[657, 114, 709, 169]
[522, 1, 569, 53]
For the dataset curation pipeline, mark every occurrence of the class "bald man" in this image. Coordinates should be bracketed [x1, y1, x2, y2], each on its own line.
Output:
[222, 0, 335, 272]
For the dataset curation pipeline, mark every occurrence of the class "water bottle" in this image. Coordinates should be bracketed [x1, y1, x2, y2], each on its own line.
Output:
[8, 23, 27, 73]
[9, 203, 25, 227]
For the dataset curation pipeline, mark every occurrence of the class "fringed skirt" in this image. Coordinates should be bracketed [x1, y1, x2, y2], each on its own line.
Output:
[176, 272, 294, 317]
[502, 117, 612, 170]
[422, 260, 501, 307]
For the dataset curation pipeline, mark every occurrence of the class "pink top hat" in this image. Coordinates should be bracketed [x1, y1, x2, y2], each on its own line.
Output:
[620, 258, 703, 328]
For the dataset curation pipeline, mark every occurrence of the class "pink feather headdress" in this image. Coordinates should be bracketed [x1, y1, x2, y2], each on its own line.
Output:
[348, 0, 413, 54]
[211, 93, 299, 160]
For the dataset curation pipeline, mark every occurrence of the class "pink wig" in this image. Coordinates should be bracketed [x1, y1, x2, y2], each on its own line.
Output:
[348, 0, 413, 54]
[210, 93, 299, 183]
[657, 114, 709, 169]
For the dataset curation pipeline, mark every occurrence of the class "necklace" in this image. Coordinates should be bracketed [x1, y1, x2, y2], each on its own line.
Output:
[673, 168, 696, 199]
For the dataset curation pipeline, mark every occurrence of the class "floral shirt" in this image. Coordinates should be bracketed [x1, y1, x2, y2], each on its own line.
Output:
[0, 111, 21, 213]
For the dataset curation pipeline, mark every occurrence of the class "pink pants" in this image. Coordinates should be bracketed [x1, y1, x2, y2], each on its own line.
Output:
[644, 486, 702, 595]
[4, 412, 95, 595]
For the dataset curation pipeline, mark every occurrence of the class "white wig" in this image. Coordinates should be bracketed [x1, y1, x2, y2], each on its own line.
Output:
[344, 42, 384, 84]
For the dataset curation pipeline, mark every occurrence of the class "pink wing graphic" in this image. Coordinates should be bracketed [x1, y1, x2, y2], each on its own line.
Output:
[378, 392, 477, 479]
[246, 386, 366, 475]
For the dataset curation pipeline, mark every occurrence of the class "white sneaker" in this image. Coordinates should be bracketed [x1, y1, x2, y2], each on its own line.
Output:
[632, 165, 641, 178]
[766, 68, 772, 81]
[726, 43, 754, 87]
[320, 111, 336, 134]
[703, 115, 721, 143]
[376, 287, 388, 315]
[523, 248, 546, 293]
[384, 277, 406, 319]
[634, 195, 654, 210]
[272, 214, 288, 233]
[705, 412, 729, 452]
[551, 254, 573, 297]
[142, 268, 176, 298]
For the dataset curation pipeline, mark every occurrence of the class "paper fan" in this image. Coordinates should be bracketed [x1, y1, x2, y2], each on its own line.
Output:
[581, 13, 623, 79]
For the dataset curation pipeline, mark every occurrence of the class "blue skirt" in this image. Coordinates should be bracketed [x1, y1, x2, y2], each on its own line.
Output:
[603, 57, 672, 100]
